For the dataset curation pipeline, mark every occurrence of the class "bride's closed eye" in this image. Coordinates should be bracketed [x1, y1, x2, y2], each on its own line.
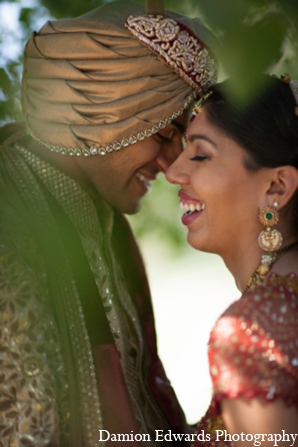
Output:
[189, 155, 208, 162]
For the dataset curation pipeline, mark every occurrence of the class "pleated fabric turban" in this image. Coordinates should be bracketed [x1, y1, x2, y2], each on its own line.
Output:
[22, 0, 218, 156]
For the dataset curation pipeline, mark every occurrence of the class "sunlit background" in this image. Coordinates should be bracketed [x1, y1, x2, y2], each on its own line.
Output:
[135, 233, 239, 423]
[1, 0, 298, 424]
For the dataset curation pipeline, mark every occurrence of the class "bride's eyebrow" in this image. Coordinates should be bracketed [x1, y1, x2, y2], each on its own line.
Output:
[188, 133, 217, 147]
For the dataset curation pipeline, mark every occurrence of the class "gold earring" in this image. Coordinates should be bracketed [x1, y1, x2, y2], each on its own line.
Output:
[255, 202, 283, 277]
[258, 202, 283, 252]
[244, 202, 297, 292]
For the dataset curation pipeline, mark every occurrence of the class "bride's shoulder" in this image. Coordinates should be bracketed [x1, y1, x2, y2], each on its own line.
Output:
[208, 272, 298, 404]
[210, 272, 298, 356]
[223, 271, 298, 319]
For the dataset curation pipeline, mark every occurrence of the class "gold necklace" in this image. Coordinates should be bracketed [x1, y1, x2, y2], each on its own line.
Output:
[243, 242, 298, 294]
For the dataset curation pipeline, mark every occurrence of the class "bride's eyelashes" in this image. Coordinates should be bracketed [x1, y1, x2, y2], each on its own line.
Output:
[189, 155, 208, 162]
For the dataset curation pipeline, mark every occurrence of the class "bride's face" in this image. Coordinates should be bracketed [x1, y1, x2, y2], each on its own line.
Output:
[166, 109, 268, 256]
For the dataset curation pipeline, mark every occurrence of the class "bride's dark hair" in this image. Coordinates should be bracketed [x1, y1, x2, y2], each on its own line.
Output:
[203, 74, 298, 234]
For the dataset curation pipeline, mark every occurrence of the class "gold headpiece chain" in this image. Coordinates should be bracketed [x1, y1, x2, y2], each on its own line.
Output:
[191, 91, 213, 118]
[280, 73, 298, 117]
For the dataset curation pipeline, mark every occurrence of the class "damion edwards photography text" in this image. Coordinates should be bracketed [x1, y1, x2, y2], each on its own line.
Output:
[99, 430, 298, 445]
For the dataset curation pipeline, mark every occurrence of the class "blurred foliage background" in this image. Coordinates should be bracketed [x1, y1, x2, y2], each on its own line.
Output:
[1, 0, 298, 250]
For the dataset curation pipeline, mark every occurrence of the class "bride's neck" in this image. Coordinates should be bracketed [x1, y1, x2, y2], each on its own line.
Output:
[222, 241, 262, 293]
[223, 235, 298, 293]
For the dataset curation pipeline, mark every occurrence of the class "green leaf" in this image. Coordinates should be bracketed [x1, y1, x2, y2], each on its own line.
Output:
[0, 69, 11, 95]
[39, 0, 106, 18]
[19, 7, 33, 26]
[219, 14, 287, 102]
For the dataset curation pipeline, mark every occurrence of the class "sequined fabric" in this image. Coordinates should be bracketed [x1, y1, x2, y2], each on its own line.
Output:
[0, 242, 68, 447]
[0, 158, 70, 445]
[195, 273, 298, 447]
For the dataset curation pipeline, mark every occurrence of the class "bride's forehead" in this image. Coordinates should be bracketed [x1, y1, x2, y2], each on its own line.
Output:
[187, 110, 219, 136]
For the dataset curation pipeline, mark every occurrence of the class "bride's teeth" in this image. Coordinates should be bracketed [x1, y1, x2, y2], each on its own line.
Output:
[179, 201, 205, 212]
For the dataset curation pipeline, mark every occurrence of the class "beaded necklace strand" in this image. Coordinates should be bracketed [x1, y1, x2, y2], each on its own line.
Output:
[243, 242, 298, 294]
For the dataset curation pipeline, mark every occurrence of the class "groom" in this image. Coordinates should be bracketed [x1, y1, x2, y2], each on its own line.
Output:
[0, 0, 218, 445]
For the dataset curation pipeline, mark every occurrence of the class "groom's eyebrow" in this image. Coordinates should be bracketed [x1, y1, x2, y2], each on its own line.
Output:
[172, 119, 187, 135]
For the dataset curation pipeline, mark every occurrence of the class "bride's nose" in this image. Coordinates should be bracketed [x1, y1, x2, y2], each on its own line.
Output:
[165, 153, 189, 186]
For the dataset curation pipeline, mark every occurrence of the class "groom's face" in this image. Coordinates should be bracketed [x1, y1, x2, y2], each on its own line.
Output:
[74, 110, 189, 214]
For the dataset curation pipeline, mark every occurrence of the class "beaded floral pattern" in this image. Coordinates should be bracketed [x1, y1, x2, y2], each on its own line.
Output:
[195, 273, 298, 447]
[125, 15, 218, 92]
[0, 201, 70, 446]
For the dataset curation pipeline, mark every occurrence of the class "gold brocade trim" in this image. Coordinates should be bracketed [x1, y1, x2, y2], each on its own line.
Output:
[25, 91, 197, 157]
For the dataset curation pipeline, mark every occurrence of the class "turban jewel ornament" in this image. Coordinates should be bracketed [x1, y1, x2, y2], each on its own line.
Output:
[22, 0, 218, 157]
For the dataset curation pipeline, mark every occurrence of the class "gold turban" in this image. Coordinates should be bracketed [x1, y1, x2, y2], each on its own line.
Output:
[22, 0, 218, 156]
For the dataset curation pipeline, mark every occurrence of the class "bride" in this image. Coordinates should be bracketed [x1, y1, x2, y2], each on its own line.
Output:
[166, 74, 298, 446]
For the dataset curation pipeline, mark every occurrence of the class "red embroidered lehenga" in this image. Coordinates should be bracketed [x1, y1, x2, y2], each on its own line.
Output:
[195, 273, 298, 446]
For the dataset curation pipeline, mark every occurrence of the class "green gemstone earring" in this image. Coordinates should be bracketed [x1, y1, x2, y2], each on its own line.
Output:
[258, 202, 283, 252]
[253, 202, 283, 278]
